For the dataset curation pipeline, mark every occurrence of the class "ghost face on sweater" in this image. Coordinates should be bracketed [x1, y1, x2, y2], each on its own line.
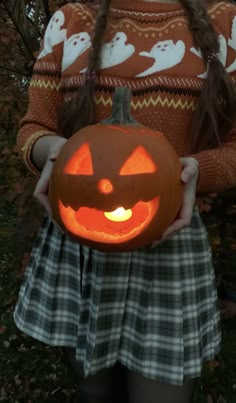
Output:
[37, 9, 236, 78]
[62, 32, 92, 72]
[136, 40, 186, 77]
[38, 10, 67, 59]
[100, 32, 135, 70]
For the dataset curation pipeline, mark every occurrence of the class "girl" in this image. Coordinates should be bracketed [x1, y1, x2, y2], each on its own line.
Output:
[14, 0, 236, 402]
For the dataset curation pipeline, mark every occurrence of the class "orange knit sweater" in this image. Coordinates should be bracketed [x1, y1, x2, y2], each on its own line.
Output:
[17, 0, 236, 194]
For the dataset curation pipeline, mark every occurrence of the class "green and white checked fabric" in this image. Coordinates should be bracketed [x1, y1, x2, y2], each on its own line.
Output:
[14, 208, 221, 385]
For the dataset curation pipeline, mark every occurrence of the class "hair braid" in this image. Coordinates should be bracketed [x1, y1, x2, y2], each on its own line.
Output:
[59, 0, 236, 150]
[179, 0, 236, 151]
[58, 0, 112, 138]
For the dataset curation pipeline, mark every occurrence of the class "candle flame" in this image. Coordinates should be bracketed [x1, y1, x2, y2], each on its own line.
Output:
[104, 207, 132, 222]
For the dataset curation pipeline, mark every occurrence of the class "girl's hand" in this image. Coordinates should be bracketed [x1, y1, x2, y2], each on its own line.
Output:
[151, 157, 199, 247]
[33, 137, 67, 215]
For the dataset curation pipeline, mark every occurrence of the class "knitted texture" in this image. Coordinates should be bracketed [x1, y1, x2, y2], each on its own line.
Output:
[17, 0, 236, 193]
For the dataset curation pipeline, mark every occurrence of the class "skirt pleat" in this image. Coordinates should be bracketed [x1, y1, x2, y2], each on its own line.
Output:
[14, 208, 221, 385]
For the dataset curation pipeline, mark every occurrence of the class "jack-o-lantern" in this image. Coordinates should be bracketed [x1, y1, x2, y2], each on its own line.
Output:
[49, 87, 183, 251]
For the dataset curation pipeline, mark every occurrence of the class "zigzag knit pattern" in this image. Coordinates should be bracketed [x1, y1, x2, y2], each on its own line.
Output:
[30, 78, 61, 91]
[17, 0, 236, 194]
[95, 94, 196, 111]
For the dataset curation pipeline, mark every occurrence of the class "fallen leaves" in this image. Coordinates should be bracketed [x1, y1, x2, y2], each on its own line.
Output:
[0, 326, 7, 335]
[207, 394, 213, 403]
[18, 253, 30, 278]
[207, 360, 221, 371]
[0, 386, 8, 401]
[196, 194, 217, 213]
[220, 300, 236, 319]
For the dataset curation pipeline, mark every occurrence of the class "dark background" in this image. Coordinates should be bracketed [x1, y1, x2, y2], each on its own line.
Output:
[0, 1, 235, 401]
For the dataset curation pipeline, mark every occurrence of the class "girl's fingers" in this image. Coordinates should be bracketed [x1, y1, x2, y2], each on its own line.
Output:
[160, 187, 195, 241]
[36, 193, 52, 216]
[33, 138, 67, 213]
[180, 157, 199, 184]
[151, 158, 199, 247]
[33, 159, 54, 214]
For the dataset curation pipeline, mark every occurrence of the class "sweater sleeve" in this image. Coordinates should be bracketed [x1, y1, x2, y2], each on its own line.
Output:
[191, 8, 236, 194]
[17, 5, 71, 174]
[191, 128, 236, 194]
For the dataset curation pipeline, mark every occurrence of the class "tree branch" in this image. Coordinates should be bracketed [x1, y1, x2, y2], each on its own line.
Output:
[42, 0, 51, 24]
[2, 0, 35, 61]
[0, 64, 30, 77]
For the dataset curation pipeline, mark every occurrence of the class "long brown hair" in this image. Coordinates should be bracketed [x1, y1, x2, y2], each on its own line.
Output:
[58, 0, 236, 152]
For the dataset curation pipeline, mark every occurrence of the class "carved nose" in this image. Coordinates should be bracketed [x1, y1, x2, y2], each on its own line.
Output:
[98, 179, 114, 194]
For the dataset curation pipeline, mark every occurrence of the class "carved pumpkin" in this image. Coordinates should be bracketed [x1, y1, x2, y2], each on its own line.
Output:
[49, 87, 183, 251]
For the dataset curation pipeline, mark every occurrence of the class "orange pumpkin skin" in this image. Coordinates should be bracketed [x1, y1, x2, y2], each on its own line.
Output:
[49, 88, 183, 252]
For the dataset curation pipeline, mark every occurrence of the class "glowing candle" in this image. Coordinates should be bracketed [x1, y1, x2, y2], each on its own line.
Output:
[104, 207, 132, 222]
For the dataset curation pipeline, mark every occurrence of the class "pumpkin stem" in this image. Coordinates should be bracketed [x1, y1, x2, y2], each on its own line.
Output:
[102, 87, 139, 126]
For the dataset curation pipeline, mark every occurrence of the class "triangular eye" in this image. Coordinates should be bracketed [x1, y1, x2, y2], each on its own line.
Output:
[119, 146, 157, 175]
[63, 143, 93, 175]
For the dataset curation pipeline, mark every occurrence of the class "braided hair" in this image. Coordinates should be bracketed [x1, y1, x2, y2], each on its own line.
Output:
[59, 0, 236, 152]
[58, 0, 112, 138]
[179, 0, 236, 150]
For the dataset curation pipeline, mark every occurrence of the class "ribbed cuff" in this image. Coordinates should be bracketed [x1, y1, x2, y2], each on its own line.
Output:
[191, 152, 218, 194]
[20, 130, 57, 175]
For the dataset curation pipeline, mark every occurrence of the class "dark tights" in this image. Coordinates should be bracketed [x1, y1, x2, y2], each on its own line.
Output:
[64, 348, 195, 403]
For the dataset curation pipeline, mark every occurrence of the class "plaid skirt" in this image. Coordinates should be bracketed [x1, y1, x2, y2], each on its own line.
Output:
[14, 208, 221, 385]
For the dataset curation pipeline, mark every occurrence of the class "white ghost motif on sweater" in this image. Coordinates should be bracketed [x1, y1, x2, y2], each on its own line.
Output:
[38, 10, 67, 59]
[62, 32, 92, 71]
[227, 16, 236, 73]
[100, 32, 135, 69]
[136, 40, 185, 77]
[190, 35, 227, 78]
